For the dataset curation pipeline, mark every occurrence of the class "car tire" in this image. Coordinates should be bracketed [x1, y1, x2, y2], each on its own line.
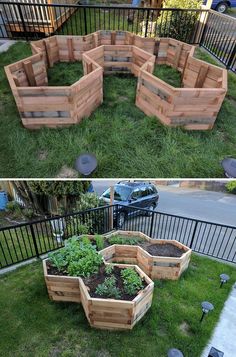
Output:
[215, 2, 228, 13]
[117, 212, 126, 228]
[146, 204, 156, 217]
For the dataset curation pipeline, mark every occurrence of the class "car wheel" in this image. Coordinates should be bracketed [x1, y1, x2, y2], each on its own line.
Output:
[216, 2, 228, 13]
[146, 204, 156, 216]
[117, 212, 126, 228]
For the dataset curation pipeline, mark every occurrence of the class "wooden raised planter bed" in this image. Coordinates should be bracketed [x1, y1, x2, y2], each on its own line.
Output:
[5, 30, 227, 130]
[101, 231, 192, 280]
[43, 258, 81, 303]
[43, 258, 154, 330]
[80, 263, 154, 330]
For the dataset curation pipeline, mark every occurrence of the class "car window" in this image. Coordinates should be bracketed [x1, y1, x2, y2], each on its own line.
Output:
[102, 186, 132, 201]
[131, 188, 141, 200]
[140, 187, 150, 197]
[149, 185, 157, 194]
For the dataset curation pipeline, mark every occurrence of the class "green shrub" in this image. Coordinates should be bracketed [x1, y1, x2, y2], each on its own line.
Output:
[6, 201, 22, 213]
[108, 236, 142, 246]
[159, 0, 202, 42]
[95, 276, 121, 299]
[95, 235, 104, 250]
[226, 181, 236, 194]
[121, 268, 143, 296]
[22, 208, 34, 219]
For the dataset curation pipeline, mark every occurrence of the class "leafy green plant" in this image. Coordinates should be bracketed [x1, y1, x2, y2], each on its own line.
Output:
[48, 249, 68, 272]
[22, 208, 35, 219]
[226, 181, 236, 194]
[121, 268, 143, 296]
[108, 236, 142, 246]
[67, 251, 103, 277]
[81, 236, 91, 245]
[105, 265, 114, 275]
[48, 236, 103, 277]
[95, 276, 121, 299]
[95, 235, 104, 250]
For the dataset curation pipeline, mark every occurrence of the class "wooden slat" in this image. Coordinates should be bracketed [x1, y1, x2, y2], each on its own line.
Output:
[23, 60, 36, 86]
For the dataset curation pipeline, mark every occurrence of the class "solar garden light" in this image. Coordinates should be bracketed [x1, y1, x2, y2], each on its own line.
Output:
[200, 301, 214, 322]
[75, 153, 97, 176]
[220, 274, 230, 288]
[167, 348, 184, 357]
[208, 346, 224, 357]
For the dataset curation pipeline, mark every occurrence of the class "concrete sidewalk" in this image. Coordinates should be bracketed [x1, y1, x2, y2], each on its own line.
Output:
[0, 39, 16, 53]
[201, 283, 236, 357]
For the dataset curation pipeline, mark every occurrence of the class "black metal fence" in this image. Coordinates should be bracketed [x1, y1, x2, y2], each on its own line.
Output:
[0, 204, 236, 270]
[0, 2, 207, 43]
[200, 10, 236, 72]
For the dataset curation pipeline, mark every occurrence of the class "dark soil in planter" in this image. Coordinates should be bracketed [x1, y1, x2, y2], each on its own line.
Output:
[47, 261, 68, 276]
[141, 243, 185, 258]
[84, 265, 147, 301]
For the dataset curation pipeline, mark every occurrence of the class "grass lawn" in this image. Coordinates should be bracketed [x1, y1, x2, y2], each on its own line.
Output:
[1, 42, 236, 178]
[0, 254, 236, 356]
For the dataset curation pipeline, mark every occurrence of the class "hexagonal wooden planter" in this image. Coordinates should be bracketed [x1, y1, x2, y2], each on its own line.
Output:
[43, 258, 154, 330]
[43, 259, 81, 303]
[101, 231, 192, 280]
[79, 263, 154, 330]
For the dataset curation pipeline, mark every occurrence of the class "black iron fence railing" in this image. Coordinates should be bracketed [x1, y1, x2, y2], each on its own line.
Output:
[0, 204, 236, 270]
[200, 9, 236, 73]
[0, 2, 208, 43]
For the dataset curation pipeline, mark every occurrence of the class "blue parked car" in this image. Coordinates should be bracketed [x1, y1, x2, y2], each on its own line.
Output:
[100, 181, 159, 227]
[206, 0, 236, 13]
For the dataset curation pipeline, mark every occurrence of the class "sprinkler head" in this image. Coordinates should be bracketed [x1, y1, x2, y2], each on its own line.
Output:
[75, 153, 97, 176]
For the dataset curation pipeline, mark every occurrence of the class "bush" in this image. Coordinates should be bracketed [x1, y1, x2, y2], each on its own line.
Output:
[226, 181, 236, 194]
[22, 208, 35, 219]
[159, 0, 202, 42]
[121, 268, 143, 296]
[6, 201, 22, 213]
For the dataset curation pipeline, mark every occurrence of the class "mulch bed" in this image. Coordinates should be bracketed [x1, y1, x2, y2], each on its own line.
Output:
[140, 243, 185, 257]
[83, 265, 147, 301]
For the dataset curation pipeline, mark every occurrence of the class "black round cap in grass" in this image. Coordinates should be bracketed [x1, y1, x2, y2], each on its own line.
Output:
[221, 158, 236, 178]
[167, 348, 184, 357]
[75, 153, 97, 176]
[201, 301, 214, 313]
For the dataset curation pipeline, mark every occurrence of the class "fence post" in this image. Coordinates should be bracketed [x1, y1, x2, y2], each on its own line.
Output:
[29, 224, 40, 258]
[144, 9, 150, 38]
[83, 7, 88, 35]
[17, 3, 28, 41]
[149, 210, 155, 238]
[226, 43, 236, 70]
[189, 221, 198, 249]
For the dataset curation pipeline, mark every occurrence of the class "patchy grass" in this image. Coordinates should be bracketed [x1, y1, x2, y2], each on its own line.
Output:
[0, 254, 236, 356]
[1, 43, 236, 178]
[47, 62, 84, 86]
[153, 64, 182, 87]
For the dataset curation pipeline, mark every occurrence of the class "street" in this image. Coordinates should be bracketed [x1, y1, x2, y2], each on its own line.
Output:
[92, 180, 236, 226]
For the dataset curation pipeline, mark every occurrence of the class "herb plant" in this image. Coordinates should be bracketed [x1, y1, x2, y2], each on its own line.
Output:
[48, 249, 67, 272]
[95, 276, 121, 299]
[108, 236, 142, 246]
[105, 265, 114, 275]
[121, 268, 143, 295]
[94, 235, 104, 251]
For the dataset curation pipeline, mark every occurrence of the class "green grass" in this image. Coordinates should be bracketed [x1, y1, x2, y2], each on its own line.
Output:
[0, 254, 236, 356]
[48, 62, 84, 86]
[1, 43, 236, 178]
[153, 64, 182, 87]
